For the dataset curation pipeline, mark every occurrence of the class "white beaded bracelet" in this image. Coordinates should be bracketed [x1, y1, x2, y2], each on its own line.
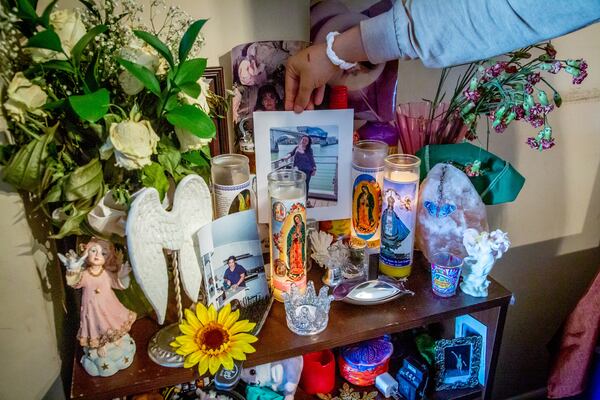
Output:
[326, 31, 357, 70]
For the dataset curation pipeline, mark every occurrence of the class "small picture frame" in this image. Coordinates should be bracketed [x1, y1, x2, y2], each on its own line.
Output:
[434, 336, 482, 391]
[455, 314, 487, 385]
[203, 67, 230, 156]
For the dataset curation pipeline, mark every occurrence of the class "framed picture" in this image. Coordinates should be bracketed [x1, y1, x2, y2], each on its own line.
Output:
[455, 314, 487, 385]
[203, 67, 230, 156]
[230, 40, 307, 142]
[253, 109, 354, 223]
[434, 336, 482, 391]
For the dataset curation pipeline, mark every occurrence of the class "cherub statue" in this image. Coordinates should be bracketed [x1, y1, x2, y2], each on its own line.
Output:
[58, 238, 137, 377]
[460, 229, 510, 297]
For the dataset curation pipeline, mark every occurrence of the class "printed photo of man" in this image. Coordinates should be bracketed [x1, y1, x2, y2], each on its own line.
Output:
[223, 256, 247, 289]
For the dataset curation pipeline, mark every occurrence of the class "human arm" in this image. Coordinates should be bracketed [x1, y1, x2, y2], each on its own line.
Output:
[233, 273, 246, 288]
[360, 0, 600, 67]
[285, 0, 600, 111]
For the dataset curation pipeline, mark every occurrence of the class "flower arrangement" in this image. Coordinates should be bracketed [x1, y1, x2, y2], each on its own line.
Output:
[0, 0, 227, 239]
[428, 42, 589, 152]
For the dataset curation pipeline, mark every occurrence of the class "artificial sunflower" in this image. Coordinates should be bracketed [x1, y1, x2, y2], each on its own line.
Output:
[170, 303, 258, 375]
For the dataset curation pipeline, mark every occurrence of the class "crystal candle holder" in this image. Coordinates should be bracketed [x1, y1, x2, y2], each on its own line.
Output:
[283, 281, 334, 336]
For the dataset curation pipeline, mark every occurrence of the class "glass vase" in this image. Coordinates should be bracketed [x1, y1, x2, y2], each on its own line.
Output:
[395, 102, 467, 154]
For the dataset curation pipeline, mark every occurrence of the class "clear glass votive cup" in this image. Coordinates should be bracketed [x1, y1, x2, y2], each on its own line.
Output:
[430, 252, 463, 297]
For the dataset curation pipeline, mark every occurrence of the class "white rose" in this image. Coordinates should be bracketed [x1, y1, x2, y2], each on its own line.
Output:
[30, 9, 86, 62]
[174, 77, 212, 152]
[238, 58, 266, 86]
[3, 72, 47, 122]
[100, 118, 159, 170]
[118, 40, 161, 95]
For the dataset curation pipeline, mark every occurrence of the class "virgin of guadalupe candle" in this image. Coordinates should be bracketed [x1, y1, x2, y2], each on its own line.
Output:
[211, 154, 253, 218]
[351, 140, 388, 249]
[379, 154, 421, 278]
[268, 170, 307, 302]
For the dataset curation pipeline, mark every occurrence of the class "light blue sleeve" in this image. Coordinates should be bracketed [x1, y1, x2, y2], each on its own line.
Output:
[360, 0, 600, 67]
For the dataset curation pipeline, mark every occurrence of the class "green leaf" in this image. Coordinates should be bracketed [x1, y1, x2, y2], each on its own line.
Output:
[133, 30, 175, 68]
[40, 60, 74, 74]
[63, 158, 103, 201]
[26, 29, 63, 53]
[164, 94, 180, 112]
[117, 58, 161, 96]
[51, 206, 88, 239]
[40, 0, 58, 28]
[68, 88, 110, 122]
[3, 127, 54, 192]
[174, 58, 207, 86]
[45, 180, 63, 203]
[158, 146, 181, 177]
[166, 105, 215, 139]
[178, 19, 207, 63]
[17, 0, 38, 20]
[179, 82, 201, 98]
[141, 163, 169, 200]
[84, 52, 100, 92]
[181, 149, 210, 168]
[71, 24, 108, 69]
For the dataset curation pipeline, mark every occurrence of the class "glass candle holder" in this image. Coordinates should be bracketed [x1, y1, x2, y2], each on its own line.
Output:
[351, 140, 388, 250]
[268, 170, 307, 302]
[379, 154, 421, 278]
[211, 154, 252, 218]
[430, 252, 463, 297]
[283, 281, 333, 336]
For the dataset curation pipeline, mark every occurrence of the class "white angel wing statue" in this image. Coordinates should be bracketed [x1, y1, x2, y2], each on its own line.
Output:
[126, 175, 212, 324]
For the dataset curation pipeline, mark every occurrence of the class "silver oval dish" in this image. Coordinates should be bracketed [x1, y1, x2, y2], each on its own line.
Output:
[334, 278, 413, 305]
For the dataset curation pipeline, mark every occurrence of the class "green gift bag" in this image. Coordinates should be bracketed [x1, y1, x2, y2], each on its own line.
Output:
[416, 142, 525, 205]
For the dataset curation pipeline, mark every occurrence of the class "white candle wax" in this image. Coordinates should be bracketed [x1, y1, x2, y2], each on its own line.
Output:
[388, 170, 419, 183]
[270, 186, 305, 201]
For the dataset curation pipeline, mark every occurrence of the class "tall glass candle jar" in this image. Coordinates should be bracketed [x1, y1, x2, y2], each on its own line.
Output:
[379, 154, 421, 278]
[351, 140, 388, 250]
[268, 170, 307, 302]
[211, 154, 252, 218]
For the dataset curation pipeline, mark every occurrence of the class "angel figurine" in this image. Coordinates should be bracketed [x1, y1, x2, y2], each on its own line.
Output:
[58, 238, 137, 377]
[460, 229, 510, 297]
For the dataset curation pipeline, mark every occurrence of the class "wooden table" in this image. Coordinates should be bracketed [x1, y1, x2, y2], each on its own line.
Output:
[71, 258, 512, 400]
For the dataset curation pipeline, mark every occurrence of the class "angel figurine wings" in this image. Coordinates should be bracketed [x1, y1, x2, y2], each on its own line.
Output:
[59, 238, 136, 377]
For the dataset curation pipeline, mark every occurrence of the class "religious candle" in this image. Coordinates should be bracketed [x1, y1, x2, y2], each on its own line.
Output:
[211, 154, 252, 218]
[268, 170, 307, 302]
[379, 154, 421, 278]
[351, 140, 388, 250]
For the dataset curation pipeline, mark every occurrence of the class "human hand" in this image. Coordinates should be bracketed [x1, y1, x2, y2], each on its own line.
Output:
[285, 43, 340, 113]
